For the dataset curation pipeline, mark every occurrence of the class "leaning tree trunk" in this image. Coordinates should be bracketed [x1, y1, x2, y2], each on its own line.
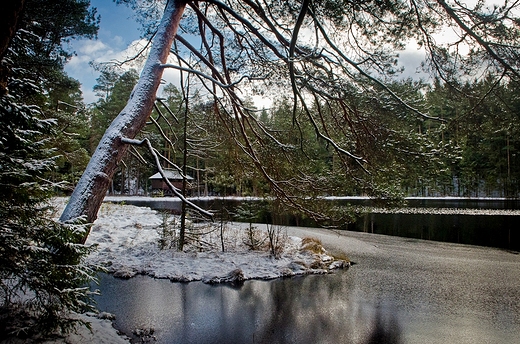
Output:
[60, 0, 187, 242]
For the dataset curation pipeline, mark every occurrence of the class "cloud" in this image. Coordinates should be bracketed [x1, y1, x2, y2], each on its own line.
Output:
[398, 43, 429, 80]
[65, 38, 154, 103]
[79, 40, 109, 55]
[81, 89, 97, 104]
[111, 35, 125, 48]
[65, 35, 191, 105]
[159, 68, 181, 87]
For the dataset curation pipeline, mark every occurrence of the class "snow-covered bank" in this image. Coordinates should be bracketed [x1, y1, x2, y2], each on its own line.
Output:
[43, 313, 130, 344]
[104, 195, 520, 216]
[41, 199, 349, 344]
[363, 206, 520, 216]
[80, 201, 348, 283]
[0, 312, 130, 344]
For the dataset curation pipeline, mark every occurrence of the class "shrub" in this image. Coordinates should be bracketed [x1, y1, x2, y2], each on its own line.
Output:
[266, 224, 287, 258]
[0, 204, 98, 338]
[242, 225, 266, 251]
[157, 211, 178, 249]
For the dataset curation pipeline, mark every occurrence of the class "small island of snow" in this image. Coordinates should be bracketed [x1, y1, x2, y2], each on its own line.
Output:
[57, 199, 349, 284]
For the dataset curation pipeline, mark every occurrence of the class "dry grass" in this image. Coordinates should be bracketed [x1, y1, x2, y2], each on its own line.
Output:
[301, 237, 350, 263]
[331, 251, 350, 262]
[301, 237, 325, 254]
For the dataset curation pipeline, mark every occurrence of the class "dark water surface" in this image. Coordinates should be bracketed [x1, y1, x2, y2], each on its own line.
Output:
[93, 230, 520, 344]
[356, 212, 519, 250]
[115, 196, 520, 211]
[109, 196, 520, 250]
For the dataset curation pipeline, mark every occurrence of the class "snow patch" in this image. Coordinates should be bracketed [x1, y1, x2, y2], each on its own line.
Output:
[54, 199, 349, 284]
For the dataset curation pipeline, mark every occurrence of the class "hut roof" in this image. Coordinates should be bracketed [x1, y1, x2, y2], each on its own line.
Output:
[149, 169, 194, 181]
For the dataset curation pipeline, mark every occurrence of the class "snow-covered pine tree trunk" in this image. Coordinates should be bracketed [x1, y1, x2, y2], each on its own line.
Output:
[60, 0, 187, 241]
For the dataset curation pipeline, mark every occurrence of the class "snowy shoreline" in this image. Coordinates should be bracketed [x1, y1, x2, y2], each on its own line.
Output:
[103, 195, 520, 216]
[42, 199, 351, 344]
[81, 200, 349, 284]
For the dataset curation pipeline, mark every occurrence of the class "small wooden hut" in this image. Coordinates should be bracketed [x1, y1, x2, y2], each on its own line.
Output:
[149, 169, 194, 194]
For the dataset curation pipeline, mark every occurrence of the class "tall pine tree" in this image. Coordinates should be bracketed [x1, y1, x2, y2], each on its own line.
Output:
[0, 0, 99, 338]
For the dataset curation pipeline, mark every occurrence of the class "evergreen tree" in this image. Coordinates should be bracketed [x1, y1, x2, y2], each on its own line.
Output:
[62, 0, 520, 228]
[0, 0, 99, 338]
[0, 50, 96, 340]
[89, 69, 139, 153]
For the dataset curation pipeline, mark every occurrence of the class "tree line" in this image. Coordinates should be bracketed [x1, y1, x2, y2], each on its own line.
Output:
[1, 0, 520, 340]
[77, 69, 520, 199]
[62, 0, 520, 228]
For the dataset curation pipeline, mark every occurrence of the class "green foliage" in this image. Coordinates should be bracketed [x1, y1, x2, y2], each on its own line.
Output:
[422, 77, 520, 197]
[1, 0, 98, 193]
[62, 0, 520, 224]
[235, 202, 268, 250]
[45, 75, 91, 190]
[0, 74, 97, 338]
[89, 68, 139, 153]
[89, 70, 520, 202]
[20, 0, 99, 68]
[0, 0, 99, 339]
[0, 45, 58, 205]
[235, 201, 269, 224]
[0, 206, 97, 337]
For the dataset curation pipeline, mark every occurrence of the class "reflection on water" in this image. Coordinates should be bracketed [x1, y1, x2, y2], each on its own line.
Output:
[114, 197, 520, 250]
[94, 272, 404, 344]
[355, 213, 519, 251]
[365, 306, 402, 344]
[92, 231, 520, 344]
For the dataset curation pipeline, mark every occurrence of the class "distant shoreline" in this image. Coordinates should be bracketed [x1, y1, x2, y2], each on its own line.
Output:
[101, 195, 520, 216]
[103, 195, 520, 202]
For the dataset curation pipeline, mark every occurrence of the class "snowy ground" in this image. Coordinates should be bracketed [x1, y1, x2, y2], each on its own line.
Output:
[81, 201, 348, 282]
[46, 198, 348, 343]
[39, 313, 131, 344]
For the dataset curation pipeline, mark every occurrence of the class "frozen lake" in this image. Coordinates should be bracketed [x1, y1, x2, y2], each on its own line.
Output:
[93, 227, 520, 343]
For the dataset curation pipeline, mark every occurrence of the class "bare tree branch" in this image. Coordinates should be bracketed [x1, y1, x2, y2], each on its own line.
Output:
[121, 136, 213, 219]
[436, 0, 520, 80]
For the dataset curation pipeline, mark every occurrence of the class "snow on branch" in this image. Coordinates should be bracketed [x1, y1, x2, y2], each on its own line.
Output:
[160, 63, 253, 88]
[120, 137, 213, 219]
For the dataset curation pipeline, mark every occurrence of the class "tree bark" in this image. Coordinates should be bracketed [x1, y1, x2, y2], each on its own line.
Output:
[60, 0, 187, 240]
